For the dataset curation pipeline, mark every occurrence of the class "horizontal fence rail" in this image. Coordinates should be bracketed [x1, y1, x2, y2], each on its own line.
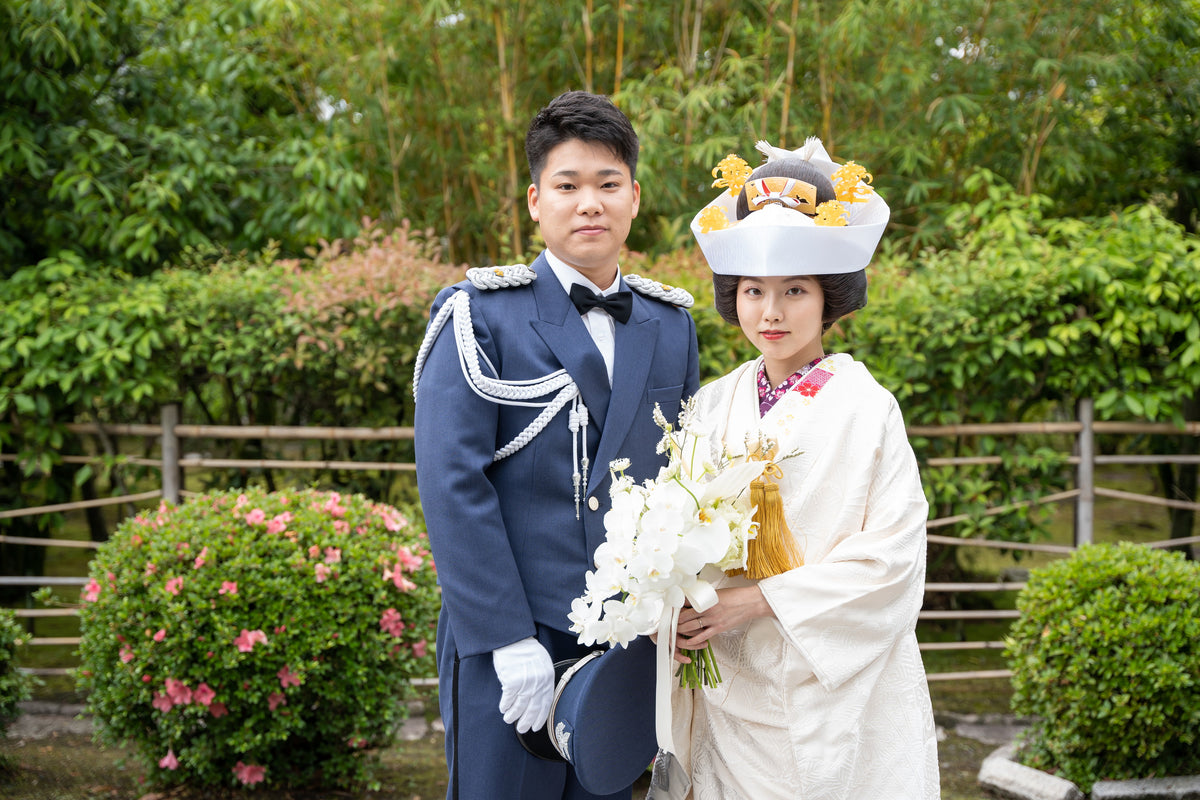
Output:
[4, 402, 1198, 683]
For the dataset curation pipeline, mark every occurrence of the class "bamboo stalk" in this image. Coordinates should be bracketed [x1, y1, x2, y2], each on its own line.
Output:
[919, 641, 1008, 651]
[583, 0, 594, 92]
[925, 534, 1076, 554]
[613, 0, 625, 95]
[778, 0, 799, 146]
[176, 457, 415, 472]
[919, 610, 1021, 620]
[1094, 486, 1200, 512]
[493, 6, 523, 255]
[926, 670, 1012, 682]
[0, 490, 162, 521]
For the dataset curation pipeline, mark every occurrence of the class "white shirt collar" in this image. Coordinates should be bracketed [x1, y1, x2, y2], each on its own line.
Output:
[544, 249, 623, 296]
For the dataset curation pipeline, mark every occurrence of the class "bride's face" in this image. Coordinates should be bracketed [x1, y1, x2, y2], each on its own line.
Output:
[736, 275, 825, 386]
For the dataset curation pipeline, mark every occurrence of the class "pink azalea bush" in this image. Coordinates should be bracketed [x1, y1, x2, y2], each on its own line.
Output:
[76, 488, 439, 790]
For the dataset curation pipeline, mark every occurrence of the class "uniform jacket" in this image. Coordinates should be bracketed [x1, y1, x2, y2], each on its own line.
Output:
[414, 252, 700, 660]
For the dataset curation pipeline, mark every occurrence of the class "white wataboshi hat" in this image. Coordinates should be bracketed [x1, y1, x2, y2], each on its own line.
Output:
[689, 137, 890, 276]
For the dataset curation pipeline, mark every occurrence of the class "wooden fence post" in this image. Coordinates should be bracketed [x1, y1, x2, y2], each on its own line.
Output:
[1075, 397, 1094, 547]
[161, 404, 180, 504]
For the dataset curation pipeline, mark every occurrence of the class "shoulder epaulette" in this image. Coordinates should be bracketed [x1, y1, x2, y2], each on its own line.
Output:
[466, 264, 537, 290]
[625, 274, 694, 308]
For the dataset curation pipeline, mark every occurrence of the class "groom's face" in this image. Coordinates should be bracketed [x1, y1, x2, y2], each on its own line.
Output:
[527, 138, 640, 290]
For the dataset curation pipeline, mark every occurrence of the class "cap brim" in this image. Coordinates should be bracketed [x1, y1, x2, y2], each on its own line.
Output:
[526, 637, 658, 794]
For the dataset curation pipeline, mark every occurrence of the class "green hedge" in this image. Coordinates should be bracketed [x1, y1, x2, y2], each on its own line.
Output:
[1005, 542, 1200, 792]
[76, 488, 440, 790]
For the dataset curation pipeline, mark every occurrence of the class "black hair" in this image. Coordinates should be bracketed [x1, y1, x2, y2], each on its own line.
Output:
[712, 157, 867, 330]
[524, 91, 639, 186]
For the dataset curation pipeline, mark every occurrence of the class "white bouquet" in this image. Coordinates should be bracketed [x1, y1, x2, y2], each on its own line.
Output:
[568, 398, 769, 688]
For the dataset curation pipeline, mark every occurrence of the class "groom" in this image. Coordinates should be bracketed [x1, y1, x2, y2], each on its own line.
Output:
[413, 90, 700, 799]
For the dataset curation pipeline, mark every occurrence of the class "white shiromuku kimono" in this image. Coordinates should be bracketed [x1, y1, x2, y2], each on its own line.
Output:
[667, 353, 940, 800]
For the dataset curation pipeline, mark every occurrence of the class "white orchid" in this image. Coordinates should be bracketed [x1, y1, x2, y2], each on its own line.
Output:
[571, 397, 773, 684]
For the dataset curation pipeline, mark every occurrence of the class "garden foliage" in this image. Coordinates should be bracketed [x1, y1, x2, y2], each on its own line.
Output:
[76, 488, 440, 790]
[0, 608, 34, 737]
[1005, 542, 1200, 792]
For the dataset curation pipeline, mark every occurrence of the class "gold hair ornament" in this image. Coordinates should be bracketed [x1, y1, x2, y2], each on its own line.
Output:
[711, 154, 752, 196]
[831, 162, 874, 204]
[813, 201, 849, 227]
[697, 206, 731, 233]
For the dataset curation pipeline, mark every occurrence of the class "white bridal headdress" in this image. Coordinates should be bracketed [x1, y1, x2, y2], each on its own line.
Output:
[689, 137, 890, 276]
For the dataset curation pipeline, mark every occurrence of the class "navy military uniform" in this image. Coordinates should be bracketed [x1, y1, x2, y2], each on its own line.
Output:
[414, 252, 699, 799]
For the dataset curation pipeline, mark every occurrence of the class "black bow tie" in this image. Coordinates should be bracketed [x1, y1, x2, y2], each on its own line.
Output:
[569, 284, 633, 324]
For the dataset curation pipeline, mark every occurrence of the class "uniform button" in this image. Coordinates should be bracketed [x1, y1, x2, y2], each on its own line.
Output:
[588, 496, 600, 512]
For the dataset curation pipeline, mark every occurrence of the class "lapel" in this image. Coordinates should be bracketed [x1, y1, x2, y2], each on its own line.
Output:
[528, 255, 612, 427]
[589, 284, 660, 492]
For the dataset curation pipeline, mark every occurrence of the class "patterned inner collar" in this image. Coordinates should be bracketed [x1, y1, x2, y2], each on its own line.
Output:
[757, 356, 825, 417]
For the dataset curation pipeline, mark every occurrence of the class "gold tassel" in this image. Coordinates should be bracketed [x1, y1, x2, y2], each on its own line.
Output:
[743, 479, 804, 579]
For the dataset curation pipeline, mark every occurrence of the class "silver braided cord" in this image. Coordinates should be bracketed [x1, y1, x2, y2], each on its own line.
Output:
[412, 289, 591, 518]
[466, 264, 536, 290]
[624, 273, 695, 308]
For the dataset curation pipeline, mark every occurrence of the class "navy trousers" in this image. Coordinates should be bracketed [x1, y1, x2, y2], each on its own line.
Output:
[437, 613, 635, 800]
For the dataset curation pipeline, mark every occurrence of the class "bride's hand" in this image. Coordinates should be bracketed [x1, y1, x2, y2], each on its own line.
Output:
[676, 586, 775, 652]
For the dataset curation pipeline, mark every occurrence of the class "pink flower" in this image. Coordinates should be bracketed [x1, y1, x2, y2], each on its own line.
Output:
[153, 628, 167, 642]
[333, 520, 350, 534]
[277, 665, 302, 689]
[323, 547, 341, 564]
[314, 563, 332, 583]
[307, 545, 321, 559]
[232, 761, 266, 785]
[268, 692, 287, 711]
[219, 581, 238, 595]
[209, 702, 228, 718]
[120, 647, 135, 664]
[380, 608, 406, 637]
[234, 494, 249, 509]
[377, 507, 407, 531]
[165, 576, 183, 596]
[412, 639, 428, 658]
[384, 566, 417, 592]
[234, 629, 268, 653]
[159, 749, 179, 770]
[82, 578, 101, 602]
[165, 678, 192, 706]
[266, 513, 289, 535]
[144, 561, 157, 576]
[244, 508, 266, 526]
[193, 546, 208, 569]
[142, 674, 152, 683]
[193, 682, 216, 706]
[396, 545, 424, 572]
[323, 493, 346, 517]
[131, 533, 143, 546]
[152, 692, 173, 713]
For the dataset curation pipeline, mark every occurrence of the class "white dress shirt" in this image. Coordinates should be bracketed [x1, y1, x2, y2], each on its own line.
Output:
[545, 250, 620, 385]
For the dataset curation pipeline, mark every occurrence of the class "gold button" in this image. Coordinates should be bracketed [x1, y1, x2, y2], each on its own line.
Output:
[588, 496, 600, 512]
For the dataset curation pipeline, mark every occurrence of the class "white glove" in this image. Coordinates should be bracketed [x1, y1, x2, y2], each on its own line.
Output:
[492, 637, 555, 734]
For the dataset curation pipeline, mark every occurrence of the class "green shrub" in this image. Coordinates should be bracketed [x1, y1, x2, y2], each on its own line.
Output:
[1005, 542, 1200, 791]
[76, 488, 440, 790]
[0, 608, 34, 736]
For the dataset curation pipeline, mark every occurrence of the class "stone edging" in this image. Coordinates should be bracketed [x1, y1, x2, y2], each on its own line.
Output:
[979, 743, 1200, 800]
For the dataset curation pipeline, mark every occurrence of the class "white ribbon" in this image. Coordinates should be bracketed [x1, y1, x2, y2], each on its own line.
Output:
[654, 566, 723, 754]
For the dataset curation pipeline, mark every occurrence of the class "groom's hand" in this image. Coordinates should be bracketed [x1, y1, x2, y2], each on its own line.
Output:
[492, 637, 554, 733]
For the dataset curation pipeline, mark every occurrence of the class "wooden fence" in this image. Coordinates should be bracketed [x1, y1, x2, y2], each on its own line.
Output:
[3, 400, 1199, 683]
